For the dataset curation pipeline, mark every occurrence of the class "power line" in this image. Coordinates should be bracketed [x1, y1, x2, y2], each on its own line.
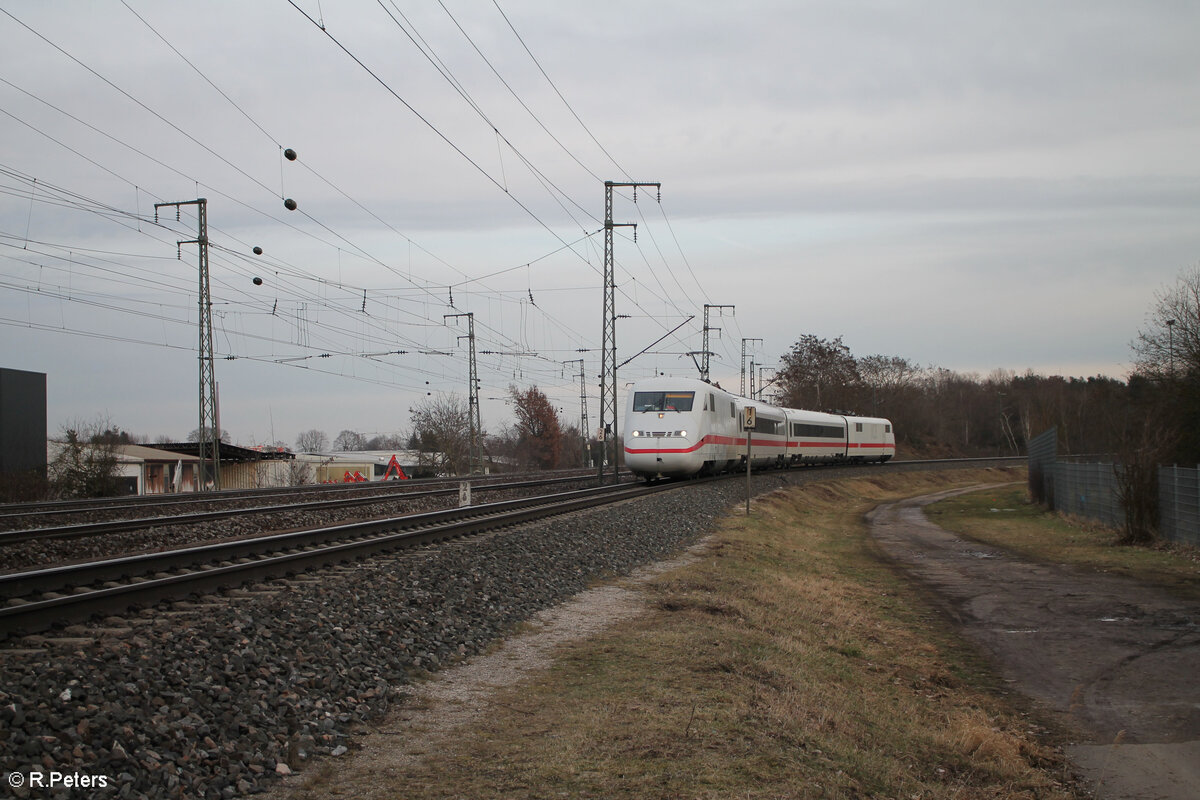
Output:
[0, 6, 730, 422]
[0, 8, 277, 198]
[434, 0, 605, 185]
[119, 0, 279, 148]
[107, 3, 603, 335]
[285, 0, 580, 250]
[104, 1, 618, 371]
[491, 0, 630, 180]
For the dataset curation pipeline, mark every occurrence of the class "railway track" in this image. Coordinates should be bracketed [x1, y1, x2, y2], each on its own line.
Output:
[0, 468, 610, 532]
[0, 458, 1021, 638]
[0, 479, 671, 638]
[0, 473, 612, 546]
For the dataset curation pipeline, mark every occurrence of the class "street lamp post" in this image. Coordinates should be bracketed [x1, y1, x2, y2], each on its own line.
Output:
[1167, 318, 1176, 377]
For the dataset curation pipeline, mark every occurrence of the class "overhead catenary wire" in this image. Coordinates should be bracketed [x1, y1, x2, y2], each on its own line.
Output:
[2, 11, 574, 346]
[0, 4, 734, 431]
[114, 2, 606, 320]
[284, 0, 591, 253]
[490, 0, 630, 182]
[0, 122, 580, 390]
[4, 4, 686, 339]
[108, 1, 617, 366]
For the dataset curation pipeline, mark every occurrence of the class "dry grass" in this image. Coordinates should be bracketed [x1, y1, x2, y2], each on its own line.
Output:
[926, 484, 1200, 602]
[319, 467, 1080, 799]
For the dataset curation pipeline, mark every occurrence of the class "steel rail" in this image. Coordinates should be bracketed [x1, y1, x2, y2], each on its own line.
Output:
[0, 474, 617, 546]
[0, 480, 671, 638]
[0, 468, 616, 522]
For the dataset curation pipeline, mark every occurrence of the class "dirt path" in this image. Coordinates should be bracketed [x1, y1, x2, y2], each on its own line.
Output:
[867, 486, 1200, 800]
[262, 543, 709, 799]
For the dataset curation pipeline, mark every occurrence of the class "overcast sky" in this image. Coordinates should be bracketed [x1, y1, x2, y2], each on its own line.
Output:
[2, 1, 1198, 448]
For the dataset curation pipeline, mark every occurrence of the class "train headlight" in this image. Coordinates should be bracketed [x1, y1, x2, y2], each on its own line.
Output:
[631, 430, 641, 437]
[679, 430, 687, 437]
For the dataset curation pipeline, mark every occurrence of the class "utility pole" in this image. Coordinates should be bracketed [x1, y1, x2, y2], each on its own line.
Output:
[445, 312, 482, 475]
[740, 337, 762, 397]
[699, 304, 734, 383]
[600, 180, 659, 483]
[564, 359, 590, 468]
[156, 199, 219, 491]
[1168, 318, 1176, 377]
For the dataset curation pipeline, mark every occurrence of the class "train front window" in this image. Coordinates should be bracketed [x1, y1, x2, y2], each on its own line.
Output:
[632, 391, 695, 412]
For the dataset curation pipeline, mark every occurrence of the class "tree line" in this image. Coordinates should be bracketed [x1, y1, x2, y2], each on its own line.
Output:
[773, 264, 1200, 468]
[772, 334, 1134, 459]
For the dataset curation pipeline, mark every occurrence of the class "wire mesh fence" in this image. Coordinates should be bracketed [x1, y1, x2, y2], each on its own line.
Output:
[1049, 461, 1123, 529]
[1029, 428, 1200, 547]
[1158, 464, 1200, 547]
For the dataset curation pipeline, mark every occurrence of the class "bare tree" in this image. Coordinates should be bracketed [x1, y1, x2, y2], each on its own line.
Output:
[558, 422, 587, 468]
[364, 432, 406, 450]
[49, 417, 123, 498]
[856, 354, 920, 416]
[1131, 263, 1200, 380]
[295, 429, 329, 452]
[776, 334, 859, 411]
[409, 393, 472, 475]
[287, 459, 314, 486]
[187, 427, 231, 444]
[1113, 420, 1172, 544]
[332, 429, 368, 451]
[487, 424, 518, 469]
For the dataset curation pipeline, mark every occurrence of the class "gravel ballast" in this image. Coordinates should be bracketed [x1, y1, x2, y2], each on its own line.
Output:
[0, 476, 777, 799]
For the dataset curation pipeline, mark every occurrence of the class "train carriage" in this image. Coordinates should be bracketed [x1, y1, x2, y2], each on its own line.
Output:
[846, 416, 895, 461]
[624, 377, 735, 478]
[744, 403, 789, 470]
[624, 376, 894, 481]
[784, 409, 850, 463]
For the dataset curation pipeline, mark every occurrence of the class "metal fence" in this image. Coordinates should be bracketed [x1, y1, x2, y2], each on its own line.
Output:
[1048, 460, 1123, 529]
[1027, 427, 1057, 505]
[1029, 428, 1200, 547]
[1158, 465, 1200, 547]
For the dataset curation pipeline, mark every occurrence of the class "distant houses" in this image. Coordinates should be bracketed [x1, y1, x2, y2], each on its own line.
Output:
[41, 442, 435, 496]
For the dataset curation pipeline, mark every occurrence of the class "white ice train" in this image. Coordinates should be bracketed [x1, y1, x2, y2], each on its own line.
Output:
[623, 376, 895, 481]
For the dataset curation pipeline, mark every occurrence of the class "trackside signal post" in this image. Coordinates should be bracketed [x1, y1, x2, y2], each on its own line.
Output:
[599, 180, 660, 484]
[743, 405, 755, 514]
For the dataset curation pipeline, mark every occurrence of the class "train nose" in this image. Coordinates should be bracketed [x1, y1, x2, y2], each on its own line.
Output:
[626, 426, 694, 478]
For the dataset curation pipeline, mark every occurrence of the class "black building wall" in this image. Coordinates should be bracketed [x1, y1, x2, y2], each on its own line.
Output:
[0, 367, 48, 478]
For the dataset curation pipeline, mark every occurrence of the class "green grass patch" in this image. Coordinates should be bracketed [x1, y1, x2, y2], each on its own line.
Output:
[927, 484, 1200, 601]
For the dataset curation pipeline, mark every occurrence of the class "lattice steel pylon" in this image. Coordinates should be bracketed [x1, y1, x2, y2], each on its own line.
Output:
[446, 312, 482, 474]
[564, 359, 589, 467]
[740, 337, 762, 397]
[600, 180, 659, 483]
[156, 198, 219, 490]
[700, 304, 734, 383]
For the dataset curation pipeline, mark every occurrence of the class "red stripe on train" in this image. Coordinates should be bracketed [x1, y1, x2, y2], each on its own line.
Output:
[625, 434, 893, 456]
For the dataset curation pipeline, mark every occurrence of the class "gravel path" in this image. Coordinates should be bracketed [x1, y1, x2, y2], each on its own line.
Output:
[868, 487, 1200, 800]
